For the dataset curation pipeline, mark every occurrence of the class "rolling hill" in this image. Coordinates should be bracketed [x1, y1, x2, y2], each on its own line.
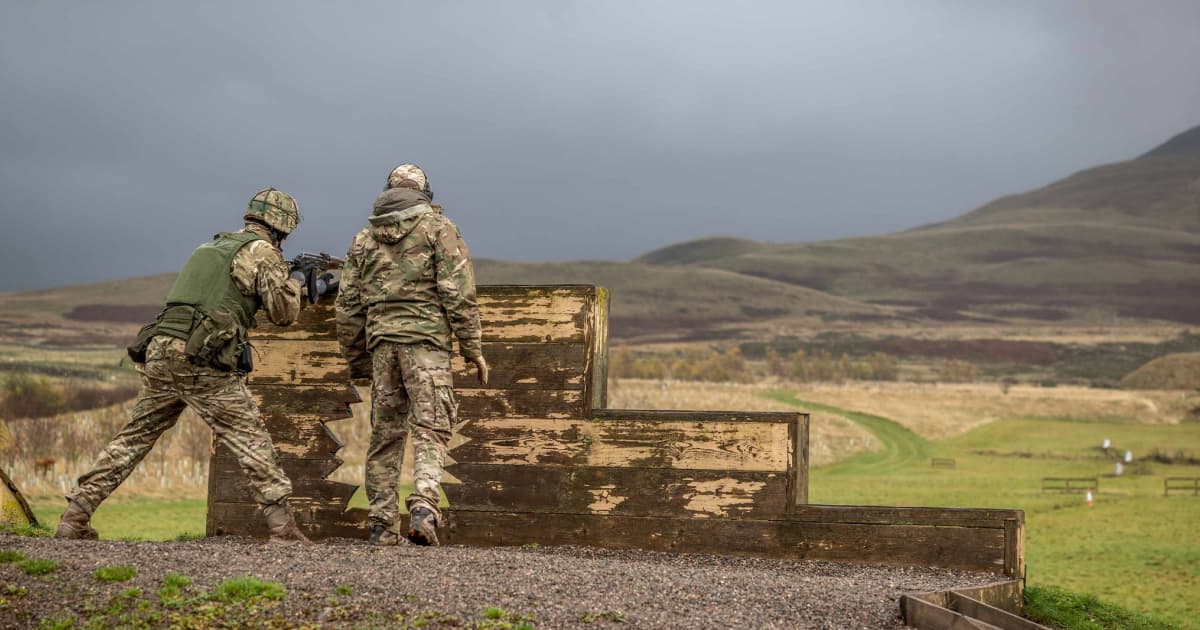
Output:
[3, 125, 1197, 345]
[635, 124, 1200, 324]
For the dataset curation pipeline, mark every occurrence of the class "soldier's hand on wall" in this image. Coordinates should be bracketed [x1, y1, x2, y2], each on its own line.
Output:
[472, 355, 489, 385]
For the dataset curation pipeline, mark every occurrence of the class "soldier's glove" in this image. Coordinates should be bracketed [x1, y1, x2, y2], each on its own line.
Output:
[471, 355, 489, 385]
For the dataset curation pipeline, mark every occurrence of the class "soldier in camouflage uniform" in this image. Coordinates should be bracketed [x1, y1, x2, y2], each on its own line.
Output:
[336, 164, 487, 546]
[56, 189, 311, 544]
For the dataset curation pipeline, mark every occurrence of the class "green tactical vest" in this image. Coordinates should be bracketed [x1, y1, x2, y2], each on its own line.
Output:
[159, 231, 263, 339]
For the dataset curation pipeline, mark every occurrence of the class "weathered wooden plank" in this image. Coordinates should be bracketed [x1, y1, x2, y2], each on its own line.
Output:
[208, 456, 357, 505]
[442, 510, 1011, 574]
[947, 592, 1045, 630]
[206, 502, 370, 540]
[450, 343, 587, 390]
[444, 464, 788, 519]
[252, 303, 339, 340]
[252, 286, 594, 343]
[583, 287, 608, 413]
[209, 413, 342, 459]
[456, 388, 585, 419]
[591, 409, 800, 423]
[786, 505, 1024, 529]
[901, 594, 1003, 630]
[450, 417, 791, 472]
[250, 339, 587, 389]
[788, 415, 808, 509]
[249, 384, 360, 418]
[208, 455, 344, 491]
[248, 339, 351, 384]
[950, 582, 1025, 616]
[1004, 517, 1025, 581]
[478, 286, 590, 344]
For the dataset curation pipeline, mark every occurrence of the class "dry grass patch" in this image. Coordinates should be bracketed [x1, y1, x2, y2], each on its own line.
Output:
[607, 379, 878, 466]
[789, 382, 1200, 440]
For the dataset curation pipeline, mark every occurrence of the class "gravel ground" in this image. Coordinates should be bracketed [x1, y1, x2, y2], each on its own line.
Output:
[0, 534, 1004, 629]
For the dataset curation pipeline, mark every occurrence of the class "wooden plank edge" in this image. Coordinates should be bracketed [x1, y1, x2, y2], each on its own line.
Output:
[900, 594, 1004, 630]
[786, 505, 1024, 529]
[907, 581, 1024, 617]
[442, 510, 1010, 574]
[947, 591, 1045, 629]
[592, 408, 805, 423]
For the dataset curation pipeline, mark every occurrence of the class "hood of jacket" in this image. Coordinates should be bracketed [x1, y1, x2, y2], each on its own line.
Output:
[369, 187, 440, 244]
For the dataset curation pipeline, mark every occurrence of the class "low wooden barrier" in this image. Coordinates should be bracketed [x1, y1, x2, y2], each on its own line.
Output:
[206, 284, 1025, 581]
[931, 457, 957, 469]
[1040, 477, 1097, 494]
[1164, 477, 1200, 496]
[902, 581, 1047, 629]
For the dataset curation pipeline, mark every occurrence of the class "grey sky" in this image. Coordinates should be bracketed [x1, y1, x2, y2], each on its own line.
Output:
[1, 1, 1198, 291]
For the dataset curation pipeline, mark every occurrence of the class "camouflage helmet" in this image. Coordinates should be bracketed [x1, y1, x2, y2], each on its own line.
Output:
[386, 163, 433, 199]
[244, 188, 301, 235]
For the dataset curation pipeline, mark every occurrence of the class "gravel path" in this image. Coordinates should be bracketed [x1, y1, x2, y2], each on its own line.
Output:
[0, 534, 1003, 629]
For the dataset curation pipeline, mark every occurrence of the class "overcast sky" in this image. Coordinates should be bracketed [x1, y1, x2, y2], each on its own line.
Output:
[2, 1, 1198, 291]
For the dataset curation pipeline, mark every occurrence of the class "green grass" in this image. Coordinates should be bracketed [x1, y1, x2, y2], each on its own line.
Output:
[765, 392, 929, 473]
[769, 394, 1200, 629]
[1025, 585, 1177, 630]
[207, 576, 286, 603]
[0, 550, 26, 563]
[16, 558, 58, 576]
[30, 497, 206, 541]
[94, 564, 138, 583]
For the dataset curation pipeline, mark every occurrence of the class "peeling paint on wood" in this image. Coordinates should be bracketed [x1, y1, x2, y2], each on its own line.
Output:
[682, 479, 768, 518]
[249, 339, 352, 384]
[449, 418, 791, 471]
[444, 464, 788, 519]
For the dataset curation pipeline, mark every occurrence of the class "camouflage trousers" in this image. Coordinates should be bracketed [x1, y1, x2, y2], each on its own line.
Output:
[68, 336, 292, 513]
[366, 341, 456, 529]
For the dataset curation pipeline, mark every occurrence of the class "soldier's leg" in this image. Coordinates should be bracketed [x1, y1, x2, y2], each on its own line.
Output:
[400, 344, 456, 524]
[182, 373, 291, 506]
[183, 369, 308, 542]
[68, 352, 187, 515]
[365, 341, 410, 532]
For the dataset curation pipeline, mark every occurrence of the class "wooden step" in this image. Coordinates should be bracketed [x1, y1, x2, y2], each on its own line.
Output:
[902, 586, 1049, 630]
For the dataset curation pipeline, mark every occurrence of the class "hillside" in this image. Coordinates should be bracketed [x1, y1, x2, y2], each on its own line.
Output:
[636, 125, 1200, 324]
[4, 125, 1198, 347]
[0, 263, 896, 347]
[1120, 352, 1200, 390]
[477, 260, 898, 341]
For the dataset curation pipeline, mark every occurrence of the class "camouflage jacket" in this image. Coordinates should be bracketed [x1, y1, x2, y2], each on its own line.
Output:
[336, 188, 482, 376]
[231, 223, 302, 327]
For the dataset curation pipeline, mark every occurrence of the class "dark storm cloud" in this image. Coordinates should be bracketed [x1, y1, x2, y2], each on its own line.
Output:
[1, 1, 1198, 290]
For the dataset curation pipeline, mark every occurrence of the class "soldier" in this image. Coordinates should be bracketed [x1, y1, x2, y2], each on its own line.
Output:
[335, 164, 487, 546]
[56, 189, 311, 544]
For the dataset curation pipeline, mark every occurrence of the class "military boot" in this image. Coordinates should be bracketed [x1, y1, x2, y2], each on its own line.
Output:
[54, 499, 99, 540]
[262, 499, 313, 545]
[406, 507, 440, 546]
[368, 523, 406, 546]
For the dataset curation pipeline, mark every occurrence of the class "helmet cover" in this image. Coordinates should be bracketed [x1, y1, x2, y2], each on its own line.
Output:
[244, 188, 301, 235]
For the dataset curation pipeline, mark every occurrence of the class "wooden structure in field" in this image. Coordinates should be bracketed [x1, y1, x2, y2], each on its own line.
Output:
[206, 284, 1025, 591]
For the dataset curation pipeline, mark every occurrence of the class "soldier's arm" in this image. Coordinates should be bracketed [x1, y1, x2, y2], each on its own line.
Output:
[232, 240, 302, 326]
[334, 235, 371, 378]
[433, 220, 483, 361]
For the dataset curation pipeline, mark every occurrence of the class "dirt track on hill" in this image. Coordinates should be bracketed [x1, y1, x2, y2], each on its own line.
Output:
[0, 534, 1003, 629]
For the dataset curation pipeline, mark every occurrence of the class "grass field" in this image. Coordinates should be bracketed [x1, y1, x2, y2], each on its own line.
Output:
[768, 391, 1200, 629]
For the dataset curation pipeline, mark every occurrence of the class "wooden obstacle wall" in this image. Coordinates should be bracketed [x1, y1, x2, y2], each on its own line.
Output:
[206, 284, 1024, 581]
